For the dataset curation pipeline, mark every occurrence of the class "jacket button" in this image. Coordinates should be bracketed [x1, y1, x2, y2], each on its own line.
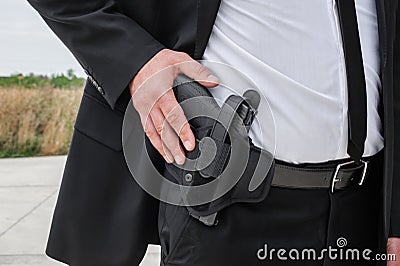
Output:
[97, 86, 105, 95]
[92, 79, 98, 87]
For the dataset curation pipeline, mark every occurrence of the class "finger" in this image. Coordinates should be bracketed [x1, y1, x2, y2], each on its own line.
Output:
[178, 123, 195, 151]
[178, 59, 219, 87]
[149, 107, 175, 161]
[162, 145, 174, 164]
[142, 112, 174, 163]
[159, 121, 186, 165]
[158, 90, 195, 151]
[150, 107, 184, 164]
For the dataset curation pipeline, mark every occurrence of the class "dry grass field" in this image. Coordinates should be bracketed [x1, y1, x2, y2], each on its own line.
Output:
[0, 86, 83, 158]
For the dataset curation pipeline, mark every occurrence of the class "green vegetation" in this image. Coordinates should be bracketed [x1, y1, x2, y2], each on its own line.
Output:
[0, 69, 85, 89]
[0, 71, 84, 158]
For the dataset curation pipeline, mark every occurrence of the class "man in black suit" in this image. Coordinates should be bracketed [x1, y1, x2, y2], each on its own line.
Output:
[28, 0, 399, 265]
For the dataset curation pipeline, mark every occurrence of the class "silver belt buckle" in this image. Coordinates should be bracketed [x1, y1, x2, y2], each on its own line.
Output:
[330, 159, 369, 193]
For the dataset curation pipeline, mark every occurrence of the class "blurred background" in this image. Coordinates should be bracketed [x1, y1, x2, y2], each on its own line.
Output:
[0, 1, 84, 76]
[0, 0, 84, 159]
[0, 1, 159, 265]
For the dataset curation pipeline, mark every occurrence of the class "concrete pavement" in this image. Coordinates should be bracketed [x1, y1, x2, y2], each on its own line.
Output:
[0, 156, 160, 266]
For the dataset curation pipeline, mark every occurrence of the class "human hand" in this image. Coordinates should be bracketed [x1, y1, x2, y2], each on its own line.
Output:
[387, 237, 400, 265]
[130, 49, 219, 165]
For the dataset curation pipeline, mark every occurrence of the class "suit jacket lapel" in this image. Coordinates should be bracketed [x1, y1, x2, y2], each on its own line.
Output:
[193, 0, 222, 59]
[375, 0, 388, 71]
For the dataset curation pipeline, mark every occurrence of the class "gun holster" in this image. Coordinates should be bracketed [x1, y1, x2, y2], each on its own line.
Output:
[164, 75, 275, 226]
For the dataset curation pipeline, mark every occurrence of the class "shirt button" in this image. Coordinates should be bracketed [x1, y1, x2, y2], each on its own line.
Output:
[97, 86, 105, 95]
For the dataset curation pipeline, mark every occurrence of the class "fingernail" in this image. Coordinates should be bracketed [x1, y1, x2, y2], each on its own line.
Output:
[165, 153, 174, 164]
[207, 74, 219, 83]
[164, 155, 173, 164]
[184, 140, 194, 151]
[175, 155, 185, 165]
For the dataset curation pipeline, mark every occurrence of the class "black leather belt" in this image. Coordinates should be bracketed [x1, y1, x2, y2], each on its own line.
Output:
[272, 158, 370, 193]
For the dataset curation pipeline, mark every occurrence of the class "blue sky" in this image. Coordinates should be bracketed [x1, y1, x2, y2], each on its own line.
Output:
[0, 0, 85, 77]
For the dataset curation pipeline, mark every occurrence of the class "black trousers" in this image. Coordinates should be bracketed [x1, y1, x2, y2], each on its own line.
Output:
[159, 153, 383, 266]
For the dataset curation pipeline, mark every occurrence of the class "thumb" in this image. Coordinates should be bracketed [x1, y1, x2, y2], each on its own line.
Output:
[178, 60, 219, 88]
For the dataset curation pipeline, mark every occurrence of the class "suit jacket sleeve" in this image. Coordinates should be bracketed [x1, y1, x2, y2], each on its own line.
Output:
[390, 5, 400, 238]
[28, 0, 165, 109]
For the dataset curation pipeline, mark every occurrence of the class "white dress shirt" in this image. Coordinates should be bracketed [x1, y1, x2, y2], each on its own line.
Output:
[203, 0, 384, 163]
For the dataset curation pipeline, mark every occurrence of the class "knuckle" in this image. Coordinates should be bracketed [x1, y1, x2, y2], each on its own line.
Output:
[155, 123, 164, 135]
[169, 145, 181, 156]
[195, 64, 209, 76]
[163, 135, 179, 150]
[174, 52, 191, 63]
[179, 124, 192, 138]
[160, 48, 173, 58]
[177, 51, 189, 59]
[158, 94, 170, 106]
[167, 111, 180, 125]
[144, 127, 155, 139]
[167, 51, 181, 63]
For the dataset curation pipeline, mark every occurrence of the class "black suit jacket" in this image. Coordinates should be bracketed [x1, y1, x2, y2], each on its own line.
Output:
[28, 0, 399, 265]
